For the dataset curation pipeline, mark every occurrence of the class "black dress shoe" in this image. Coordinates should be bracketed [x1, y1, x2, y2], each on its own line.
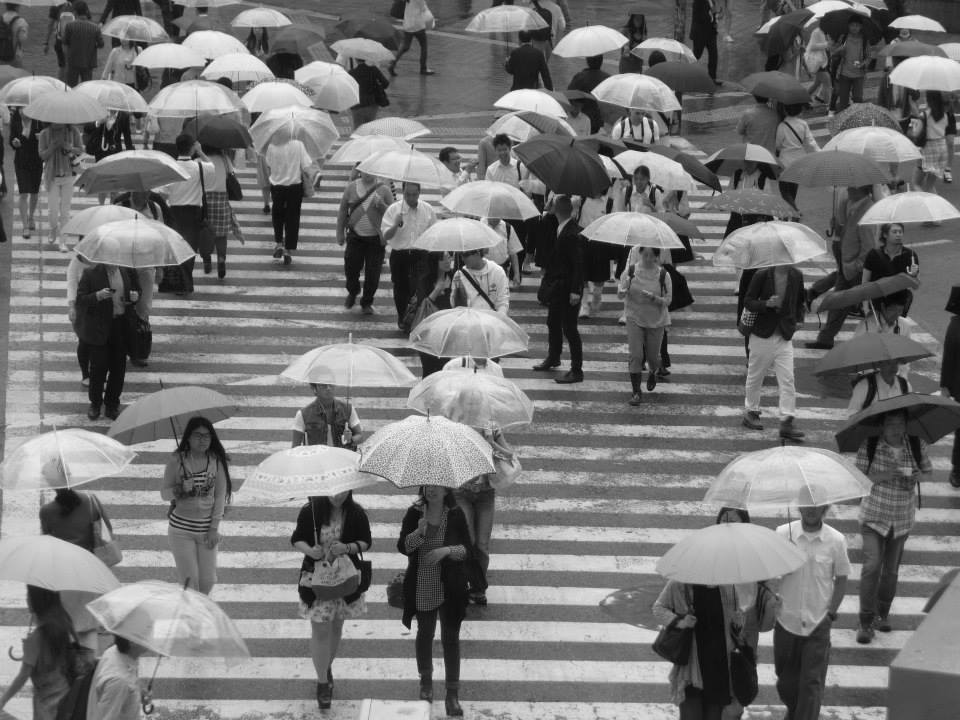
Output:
[531, 359, 560, 371]
[555, 370, 584, 384]
[104, 405, 121, 421]
[345, 293, 357, 309]
[87, 404, 101, 421]
[130, 358, 148, 368]
[217, 260, 226, 279]
[316, 681, 331, 709]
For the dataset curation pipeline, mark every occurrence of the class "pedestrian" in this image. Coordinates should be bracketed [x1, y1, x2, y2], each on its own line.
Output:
[484, 217, 522, 289]
[741, 263, 806, 440]
[98, 0, 140, 25]
[101, 38, 138, 86]
[526, 0, 557, 60]
[291, 492, 371, 709]
[0, 2, 28, 68]
[348, 59, 390, 129]
[618, 246, 671, 405]
[8, 107, 41, 239]
[505, 31, 552, 91]
[475, 133, 496, 180]
[775, 103, 819, 213]
[773, 495, 850, 720]
[204, 146, 244, 280]
[398, 485, 473, 716]
[44, 0, 73, 81]
[619, 11, 646, 74]
[160, 416, 232, 595]
[941, 285, 960, 488]
[847, 360, 910, 416]
[336, 169, 393, 314]
[382, 181, 436, 327]
[86, 635, 149, 720]
[854, 409, 932, 644]
[611, 108, 661, 144]
[165, 133, 215, 282]
[61, 1, 102, 87]
[291, 383, 362, 450]
[389, 0, 435, 77]
[439, 146, 477, 186]
[831, 16, 874, 112]
[736, 96, 779, 156]
[245, 27, 268, 56]
[862, 224, 919, 312]
[85, 111, 134, 205]
[38, 122, 83, 252]
[533, 195, 585, 384]
[804, 24, 832, 108]
[264, 133, 313, 266]
[689, 0, 719, 83]
[567, 55, 608, 133]
[613, 165, 663, 214]
[66, 252, 92, 384]
[451, 248, 510, 313]
[854, 292, 914, 342]
[914, 91, 949, 193]
[411, 252, 454, 377]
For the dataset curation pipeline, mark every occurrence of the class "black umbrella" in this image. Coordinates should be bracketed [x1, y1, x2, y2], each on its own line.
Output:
[183, 115, 252, 150]
[334, 16, 400, 51]
[645, 61, 717, 94]
[270, 26, 327, 57]
[574, 133, 628, 157]
[741, 71, 810, 105]
[513, 135, 611, 197]
[835, 393, 960, 453]
[759, 9, 814, 56]
[819, 9, 883, 44]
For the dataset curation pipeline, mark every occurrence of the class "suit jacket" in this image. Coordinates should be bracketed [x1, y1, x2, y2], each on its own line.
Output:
[505, 43, 552, 91]
[74, 265, 140, 346]
[62, 18, 103, 70]
[744, 267, 805, 341]
[538, 219, 585, 303]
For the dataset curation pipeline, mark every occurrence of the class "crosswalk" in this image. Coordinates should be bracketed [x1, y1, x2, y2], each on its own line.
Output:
[0, 120, 954, 720]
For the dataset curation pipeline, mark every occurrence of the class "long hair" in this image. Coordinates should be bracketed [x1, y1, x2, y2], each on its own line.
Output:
[715, 507, 751, 524]
[308, 491, 362, 529]
[177, 416, 232, 503]
[26, 586, 77, 675]
[927, 90, 945, 122]
[54, 488, 83, 516]
[417, 486, 457, 508]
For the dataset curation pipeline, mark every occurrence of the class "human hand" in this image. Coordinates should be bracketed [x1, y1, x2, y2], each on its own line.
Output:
[510, 276, 521, 289]
[68, 306, 77, 323]
[569, 292, 581, 306]
[96, 288, 115, 301]
[204, 528, 220, 549]
[942, 388, 953, 400]
[416, 516, 429, 535]
[329, 541, 349, 557]
[422, 547, 450, 566]
[675, 613, 697, 629]
[765, 295, 780, 308]
[11, 137, 21, 148]
[305, 545, 325, 561]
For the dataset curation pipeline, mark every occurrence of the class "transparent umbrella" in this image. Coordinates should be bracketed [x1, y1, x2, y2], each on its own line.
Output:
[230, 6, 291, 27]
[858, 191, 960, 225]
[592, 74, 682, 112]
[148, 79, 246, 117]
[552, 25, 628, 57]
[407, 371, 534, 429]
[295, 62, 359, 112]
[352, 117, 430, 140]
[357, 148, 456, 188]
[494, 89, 567, 118]
[75, 218, 195, 269]
[75, 149, 190, 193]
[24, 90, 108, 124]
[408, 307, 530, 358]
[133, 43, 207, 70]
[328, 135, 407, 164]
[281, 336, 417, 396]
[201, 53, 275, 84]
[581, 212, 684, 250]
[74, 79, 149, 113]
[61, 205, 146, 237]
[0, 535, 120, 593]
[102, 15, 169, 43]
[241, 80, 313, 113]
[182, 30, 248, 60]
[465, 5, 547, 33]
[409, 217, 504, 253]
[250, 105, 339, 159]
[0, 76, 66, 108]
[712, 221, 827, 269]
[440, 180, 540, 221]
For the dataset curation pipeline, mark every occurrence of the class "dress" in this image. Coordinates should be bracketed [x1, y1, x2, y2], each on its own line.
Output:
[297, 516, 368, 622]
[23, 628, 71, 720]
[10, 111, 42, 194]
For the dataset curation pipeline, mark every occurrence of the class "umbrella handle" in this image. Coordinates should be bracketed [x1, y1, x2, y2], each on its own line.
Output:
[141, 691, 155, 715]
[8, 645, 23, 661]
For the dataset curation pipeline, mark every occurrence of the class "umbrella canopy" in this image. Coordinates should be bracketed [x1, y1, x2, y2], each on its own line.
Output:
[410, 217, 505, 253]
[0, 65, 30, 90]
[513, 135, 610, 196]
[820, 8, 882, 43]
[201, 53, 275, 84]
[358, 415, 495, 488]
[102, 14, 168, 43]
[890, 56, 960, 92]
[645, 61, 717, 94]
[591, 74, 682, 112]
[552, 25, 628, 57]
[465, 5, 548, 33]
[822, 126, 922, 176]
[889, 14, 947, 33]
[148, 79, 246, 117]
[244, 446, 374, 502]
[702, 189, 796, 218]
[625, 142, 722, 191]
[270, 25, 326, 56]
[330, 38, 395, 64]
[357, 148, 456, 188]
[740, 71, 810, 105]
[940, 43, 960, 63]
[649, 212, 702, 238]
[813, 333, 934, 376]
[779, 150, 890, 186]
[877, 40, 947, 59]
[182, 114, 252, 150]
[74, 80, 149, 113]
[107, 386, 236, 444]
[61, 205, 146, 237]
[408, 371, 534, 430]
[75, 149, 190, 193]
[335, 15, 399, 49]
[281, 340, 417, 387]
[494, 89, 568, 118]
[409, 307, 530, 358]
[759, 8, 813, 56]
[830, 102, 903, 133]
[614, 150, 695, 192]
[704, 143, 780, 176]
[0, 535, 119, 593]
[295, 61, 359, 112]
[581, 212, 684, 249]
[489, 110, 576, 139]
[250, 105, 339, 159]
[836, 393, 960, 453]
[656, 523, 807, 585]
[242, 80, 313, 112]
[23, 89, 107, 124]
[87, 580, 249, 659]
[486, 114, 542, 144]
[858, 191, 960, 225]
[713, 221, 827, 269]
[631, 37, 696, 63]
[133, 42, 207, 69]
[328, 135, 407, 164]
[182, 30, 248, 60]
[705, 446, 874, 508]
[0, 429, 136, 491]
[75, 218, 195, 268]
[440, 180, 540, 221]
[813, 273, 920, 312]
[352, 116, 430, 140]
[231, 6, 291, 28]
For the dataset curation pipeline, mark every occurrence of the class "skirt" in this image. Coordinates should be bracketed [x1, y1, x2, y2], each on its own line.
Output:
[14, 153, 42, 194]
[206, 190, 234, 237]
[921, 138, 948, 175]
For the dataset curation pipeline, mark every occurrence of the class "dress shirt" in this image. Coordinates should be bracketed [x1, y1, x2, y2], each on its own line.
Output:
[381, 199, 436, 251]
[775, 521, 851, 636]
[165, 157, 214, 207]
[264, 139, 312, 186]
[484, 158, 523, 188]
[86, 646, 141, 720]
[847, 372, 911, 416]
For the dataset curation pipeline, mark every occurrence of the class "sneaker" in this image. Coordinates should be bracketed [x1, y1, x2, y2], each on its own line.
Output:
[873, 615, 892, 633]
[742, 410, 763, 431]
[361, 304, 375, 315]
[945, 168, 953, 183]
[617, 313, 626, 325]
[629, 392, 642, 406]
[345, 293, 357, 309]
[58, 242, 69, 253]
[856, 624, 875, 644]
[272, 245, 284, 259]
[87, 404, 101, 421]
[283, 252, 292, 265]
[723, 34, 734, 42]
[949, 471, 960, 488]
[420, 68, 435, 76]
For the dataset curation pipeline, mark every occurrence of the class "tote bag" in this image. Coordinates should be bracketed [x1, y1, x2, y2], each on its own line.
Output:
[89, 494, 122, 567]
[311, 555, 360, 600]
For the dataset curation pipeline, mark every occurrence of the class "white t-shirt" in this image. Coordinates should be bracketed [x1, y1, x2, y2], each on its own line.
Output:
[292, 407, 361, 446]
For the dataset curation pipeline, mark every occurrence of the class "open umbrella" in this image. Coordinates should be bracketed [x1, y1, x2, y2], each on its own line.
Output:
[409, 307, 530, 358]
[408, 371, 534, 429]
[133, 42, 207, 70]
[241, 80, 313, 112]
[889, 15, 947, 33]
[0, 535, 120, 593]
[465, 5, 548, 33]
[759, 8, 814, 56]
[813, 273, 920, 313]
[819, 8, 882, 43]
[489, 110, 576, 138]
[581, 212, 684, 249]
[656, 523, 806, 585]
[352, 117, 430, 140]
[201, 53, 275, 84]
[244, 446, 374, 502]
[779, 150, 890, 186]
[512, 135, 610, 196]
[822, 127, 921, 177]
[740, 71, 810, 105]
[836, 393, 960, 453]
[939, 43, 960, 63]
[295, 61, 359, 112]
[0, 64, 29, 87]
[877, 40, 947, 59]
[281, 338, 416, 390]
[23, 89, 107, 124]
[702, 189, 797, 218]
[75, 218, 195, 268]
[328, 135, 407, 164]
[61, 205, 146, 237]
[330, 38, 395, 65]
[713, 221, 827, 269]
[335, 15, 399, 50]
[649, 212, 702, 238]
[552, 25, 628, 57]
[440, 180, 540, 221]
[249, 106, 339, 159]
[411, 217, 505, 253]
[74, 80, 149, 113]
[182, 30, 248, 60]
[814, 333, 933, 376]
[75, 150, 190, 193]
[645, 61, 717, 94]
[622, 142, 722, 192]
[102, 15, 168, 43]
[357, 148, 456, 188]
[0, 429, 136, 491]
[148, 79, 246, 117]
[631, 37, 696, 63]
[494, 89, 568, 118]
[614, 150, 695, 192]
[890, 56, 960, 92]
[830, 102, 902, 133]
[485, 114, 543, 144]
[107, 386, 236, 444]
[858, 191, 960, 225]
[231, 6, 291, 28]
[591, 74, 682, 112]
[270, 25, 327, 57]
[182, 114, 252, 150]
[704, 143, 780, 176]
[358, 415, 494, 488]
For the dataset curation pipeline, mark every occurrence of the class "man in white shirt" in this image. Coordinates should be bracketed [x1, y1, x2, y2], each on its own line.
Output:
[264, 137, 313, 265]
[165, 133, 215, 274]
[774, 498, 850, 720]
[847, 360, 910, 417]
[87, 635, 150, 720]
[439, 146, 476, 187]
[484, 133, 523, 188]
[611, 108, 661, 144]
[381, 182, 436, 326]
[613, 165, 664, 214]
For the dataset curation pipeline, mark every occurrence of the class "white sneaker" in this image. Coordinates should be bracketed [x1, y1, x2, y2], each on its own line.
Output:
[579, 305, 591, 319]
[58, 242, 69, 253]
[618, 313, 626, 326]
[723, 34, 734, 42]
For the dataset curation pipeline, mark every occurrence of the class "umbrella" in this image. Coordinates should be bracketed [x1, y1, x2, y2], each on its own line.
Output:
[702, 189, 796, 218]
[75, 218, 195, 268]
[819, 8, 882, 43]
[598, 587, 663, 627]
[822, 127, 921, 177]
[61, 205, 146, 236]
[576, 133, 629, 157]
[270, 26, 327, 57]
[649, 212, 702, 238]
[614, 150, 695, 192]
[494, 89, 568, 119]
[249, 106, 339, 159]
[940, 43, 960, 63]
[133, 42, 207, 70]
[489, 110, 576, 139]
[740, 71, 810, 105]
[409, 307, 530, 358]
[713, 221, 827, 269]
[858, 191, 960, 225]
[0, 64, 28, 87]
[107, 386, 236, 444]
[281, 339, 417, 389]
[358, 415, 495, 488]
[889, 56, 960, 92]
[705, 446, 874, 508]
[465, 5, 548, 33]
[352, 117, 430, 140]
[552, 25, 628, 57]
[656, 523, 807, 585]
[328, 135, 407, 164]
[779, 150, 890, 186]
[813, 333, 934, 376]
[631, 37, 696, 63]
[759, 8, 813, 56]
[645, 62, 717, 94]
[0, 535, 120, 593]
[182, 114, 252, 150]
[242, 80, 313, 113]
[410, 217, 505, 253]
[486, 114, 543, 144]
[408, 371, 534, 429]
[440, 180, 540, 221]
[330, 38, 395, 65]
[830, 102, 902, 133]
[335, 16, 399, 50]
[148, 79, 246, 117]
[581, 212, 684, 249]
[591, 74, 682, 112]
[75, 150, 190, 193]
[813, 273, 920, 312]
[295, 62, 359, 112]
[23, 90, 107, 124]
[877, 40, 947, 59]
[201, 53, 275, 84]
[244, 446, 375, 502]
[102, 14, 169, 43]
[357, 148, 456, 188]
[704, 143, 780, 176]
[512, 135, 610, 196]
[74, 79, 149, 113]
[0, 429, 136, 491]
[231, 6, 291, 28]
[836, 393, 960, 453]
[182, 30, 248, 60]
[889, 15, 947, 33]
[623, 142, 722, 192]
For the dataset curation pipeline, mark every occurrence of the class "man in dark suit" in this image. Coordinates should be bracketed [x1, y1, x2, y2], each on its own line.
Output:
[75, 263, 140, 420]
[533, 195, 585, 384]
[505, 30, 552, 91]
[61, 0, 102, 86]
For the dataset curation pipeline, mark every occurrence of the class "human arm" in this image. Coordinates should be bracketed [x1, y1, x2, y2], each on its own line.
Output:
[827, 576, 847, 619]
[121, 114, 133, 150]
[75, 268, 115, 309]
[99, 0, 116, 24]
[398, 506, 427, 555]
[160, 454, 182, 501]
[424, 506, 469, 565]
[330, 507, 372, 559]
[504, 49, 514, 75]
[540, 54, 553, 91]
[289, 409, 304, 448]
[804, 122, 820, 153]
[205, 456, 228, 546]
[568, 232, 585, 305]
[381, 203, 401, 243]
[37, 128, 58, 162]
[742, 270, 770, 312]
[290, 502, 326, 559]
[617, 262, 634, 298]
[653, 580, 696, 628]
[102, 47, 118, 79]
[95, 676, 141, 719]
[491, 263, 510, 313]
[335, 183, 353, 245]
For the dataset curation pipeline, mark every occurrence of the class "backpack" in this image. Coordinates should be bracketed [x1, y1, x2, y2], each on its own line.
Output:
[529, 2, 552, 42]
[865, 434, 923, 474]
[856, 373, 909, 411]
[55, 659, 98, 720]
[56, 7, 75, 41]
[0, 13, 21, 61]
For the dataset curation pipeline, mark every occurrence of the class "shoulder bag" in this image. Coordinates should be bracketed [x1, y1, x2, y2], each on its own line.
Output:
[729, 629, 759, 706]
[89, 493, 122, 567]
[401, 295, 438, 334]
[225, 156, 243, 201]
[196, 160, 216, 256]
[652, 585, 693, 665]
[346, 182, 382, 231]
[458, 268, 497, 310]
[386, 571, 406, 608]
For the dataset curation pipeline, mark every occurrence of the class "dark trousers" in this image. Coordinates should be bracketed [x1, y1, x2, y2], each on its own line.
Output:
[77, 341, 91, 380]
[679, 685, 724, 720]
[835, 75, 865, 112]
[774, 619, 831, 720]
[692, 32, 718, 80]
[859, 526, 908, 621]
[953, 429, 960, 471]
[779, 180, 799, 212]
[169, 205, 209, 262]
[419, 352, 446, 378]
[88, 317, 128, 409]
[65, 65, 93, 87]
[270, 183, 303, 250]
[344, 233, 385, 307]
[816, 270, 861, 345]
[389, 249, 428, 319]
[395, 29, 428, 71]
[415, 603, 462, 683]
[546, 296, 583, 370]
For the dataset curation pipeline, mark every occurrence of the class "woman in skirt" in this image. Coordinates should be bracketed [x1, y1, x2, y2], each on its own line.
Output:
[9, 107, 42, 238]
[204, 146, 244, 279]
[916, 91, 949, 193]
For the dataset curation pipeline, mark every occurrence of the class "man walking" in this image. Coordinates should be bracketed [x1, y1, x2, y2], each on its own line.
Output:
[505, 31, 552, 90]
[61, 0, 101, 86]
[166, 134, 215, 277]
[381, 182, 436, 327]
[264, 135, 313, 266]
[336, 170, 393, 315]
[0, 2, 28, 68]
[736, 95, 780, 156]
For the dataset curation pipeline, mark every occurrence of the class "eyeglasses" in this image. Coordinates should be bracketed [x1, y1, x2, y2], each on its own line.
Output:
[191, 432, 212, 440]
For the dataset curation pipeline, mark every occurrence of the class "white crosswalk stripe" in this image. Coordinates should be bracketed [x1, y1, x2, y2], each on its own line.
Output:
[0, 131, 953, 720]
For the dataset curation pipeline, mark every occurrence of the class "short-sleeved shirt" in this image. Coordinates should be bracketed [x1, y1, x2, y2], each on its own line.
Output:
[381, 199, 436, 251]
[862, 246, 917, 280]
[484, 158, 523, 188]
[856, 436, 932, 538]
[292, 406, 361, 444]
[39, 496, 98, 552]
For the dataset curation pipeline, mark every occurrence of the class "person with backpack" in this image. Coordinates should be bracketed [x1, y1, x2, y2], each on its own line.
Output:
[775, 103, 819, 214]
[847, 360, 911, 417]
[618, 245, 671, 405]
[527, 0, 561, 61]
[44, 1, 74, 82]
[336, 168, 394, 314]
[290, 382, 363, 450]
[611, 107, 661, 145]
[0, 2, 28, 68]
[86, 634, 149, 719]
[451, 247, 510, 313]
[853, 409, 932, 644]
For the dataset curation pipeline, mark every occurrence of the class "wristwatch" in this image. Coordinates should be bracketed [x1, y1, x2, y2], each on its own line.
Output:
[826, 610, 838, 622]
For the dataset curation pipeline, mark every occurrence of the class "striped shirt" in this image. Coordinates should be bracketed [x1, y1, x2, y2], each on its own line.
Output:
[165, 452, 225, 534]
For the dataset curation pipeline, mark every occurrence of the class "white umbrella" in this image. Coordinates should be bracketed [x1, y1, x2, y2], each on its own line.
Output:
[182, 30, 248, 60]
[939, 43, 960, 63]
[328, 135, 408, 164]
[631, 37, 696, 64]
[148, 79, 246, 117]
[581, 212, 684, 249]
[201, 53, 274, 83]
[487, 111, 576, 142]
[613, 150, 695, 192]
[592, 74, 682, 112]
[494, 89, 567, 118]
[889, 56, 960, 92]
[74, 79, 149, 113]
[0, 535, 120, 593]
[410, 217, 504, 253]
[889, 15, 947, 33]
[553, 25, 628, 58]
[75, 149, 191, 193]
[74, 218, 196, 268]
[174, 0, 237, 7]
[408, 307, 530, 358]
[133, 42, 206, 70]
[803, 0, 856, 18]
[244, 446, 375, 502]
[281, 338, 417, 388]
[352, 117, 430, 140]
[357, 148, 456, 188]
[295, 61, 359, 112]
[465, 5, 548, 33]
[713, 220, 827, 269]
[440, 180, 540, 221]
[230, 6, 291, 28]
[0, 75, 66, 107]
[241, 80, 313, 113]
[822, 126, 922, 168]
[330, 38, 395, 65]
[102, 15, 168, 43]
[407, 371, 534, 429]
[61, 205, 146, 236]
[249, 105, 339, 159]
[23, 90, 108, 124]
[858, 191, 960, 225]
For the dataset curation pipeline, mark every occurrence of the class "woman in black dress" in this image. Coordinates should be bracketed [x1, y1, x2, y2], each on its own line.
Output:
[9, 107, 42, 238]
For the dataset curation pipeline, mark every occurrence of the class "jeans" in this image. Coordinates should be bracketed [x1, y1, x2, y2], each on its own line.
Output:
[88, 317, 128, 409]
[415, 603, 462, 683]
[454, 484, 496, 581]
[395, 29, 428, 71]
[835, 75, 865, 112]
[774, 619, 831, 720]
[47, 175, 74, 242]
[692, 32, 718, 80]
[546, 296, 582, 370]
[168, 526, 218, 595]
[679, 685, 725, 720]
[627, 324, 665, 375]
[344, 233, 385, 307]
[745, 333, 796, 418]
[270, 183, 303, 250]
[859, 526, 908, 620]
[389, 248, 429, 319]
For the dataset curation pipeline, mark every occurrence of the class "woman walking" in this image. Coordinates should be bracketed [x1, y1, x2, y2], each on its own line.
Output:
[101, 38, 138, 86]
[398, 485, 472, 716]
[38, 122, 83, 252]
[161, 416, 231, 595]
[204, 146, 244, 279]
[618, 246, 671, 405]
[9, 107, 42, 238]
[915, 91, 949, 193]
[775, 103, 819, 214]
[291, 492, 371, 709]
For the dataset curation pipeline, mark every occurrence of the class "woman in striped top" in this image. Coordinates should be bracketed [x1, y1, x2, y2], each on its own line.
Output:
[161, 416, 231, 594]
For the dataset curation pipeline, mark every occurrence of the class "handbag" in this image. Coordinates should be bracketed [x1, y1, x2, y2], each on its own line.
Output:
[652, 616, 694, 665]
[356, 550, 372, 594]
[663, 264, 693, 312]
[738, 307, 758, 338]
[125, 310, 152, 361]
[389, 0, 405, 20]
[310, 553, 360, 600]
[491, 454, 522, 489]
[401, 295, 438, 334]
[89, 493, 122, 567]
[386, 571, 406, 609]
[225, 171, 243, 201]
[905, 112, 927, 147]
[729, 633, 759, 706]
[374, 77, 390, 108]
[196, 160, 216, 256]
[302, 165, 321, 198]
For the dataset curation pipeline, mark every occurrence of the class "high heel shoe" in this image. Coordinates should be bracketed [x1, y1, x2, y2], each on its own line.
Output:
[316, 681, 332, 709]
